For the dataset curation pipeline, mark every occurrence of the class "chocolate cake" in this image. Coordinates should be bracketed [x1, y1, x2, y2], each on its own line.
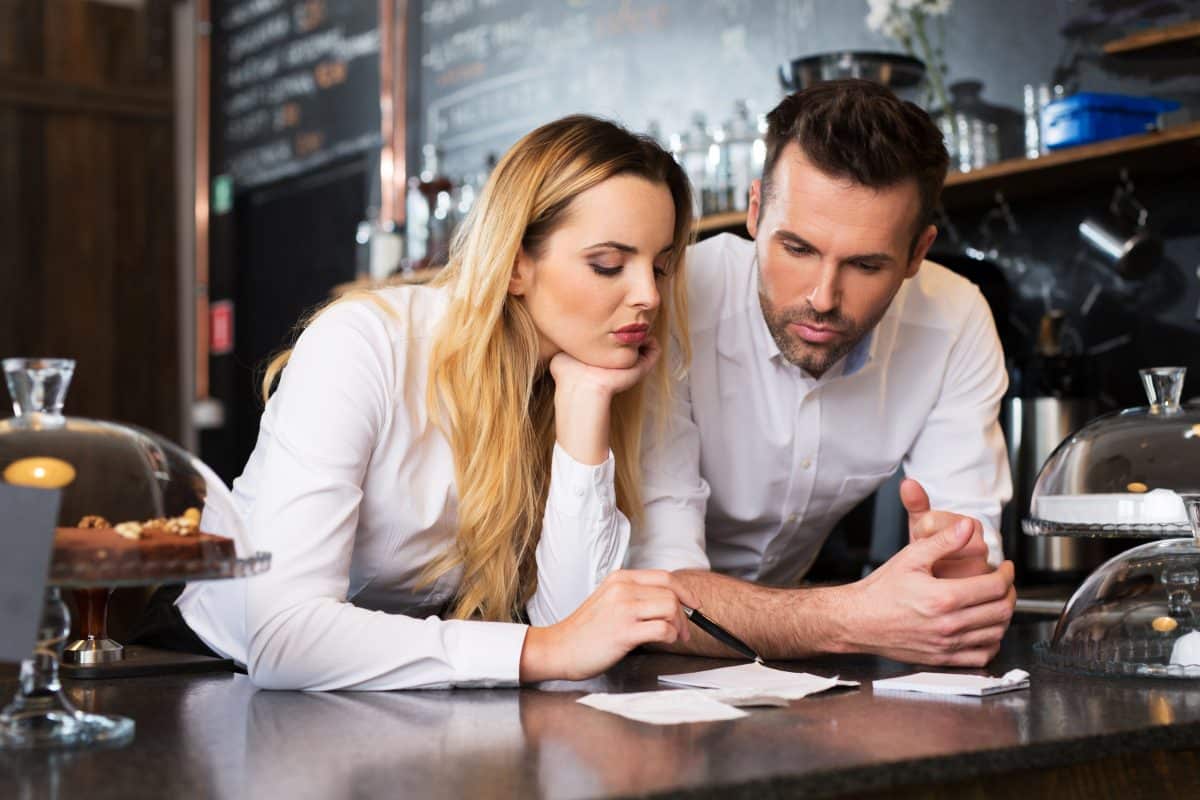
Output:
[52, 511, 236, 578]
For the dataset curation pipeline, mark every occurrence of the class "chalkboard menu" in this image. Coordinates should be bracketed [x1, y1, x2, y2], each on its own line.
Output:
[414, 0, 826, 180]
[212, 0, 382, 190]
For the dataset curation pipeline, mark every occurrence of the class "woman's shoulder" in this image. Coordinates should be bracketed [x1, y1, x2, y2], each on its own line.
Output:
[314, 282, 451, 345]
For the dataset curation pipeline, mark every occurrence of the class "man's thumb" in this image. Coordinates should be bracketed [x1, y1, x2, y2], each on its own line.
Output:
[907, 518, 972, 570]
[900, 478, 931, 517]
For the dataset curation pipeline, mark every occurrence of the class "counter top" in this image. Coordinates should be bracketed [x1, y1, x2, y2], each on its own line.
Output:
[3, 622, 1200, 799]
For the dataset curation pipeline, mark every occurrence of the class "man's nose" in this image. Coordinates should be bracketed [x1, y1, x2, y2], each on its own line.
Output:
[807, 263, 840, 313]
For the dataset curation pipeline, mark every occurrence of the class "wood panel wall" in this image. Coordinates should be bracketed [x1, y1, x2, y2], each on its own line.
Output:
[0, 0, 180, 440]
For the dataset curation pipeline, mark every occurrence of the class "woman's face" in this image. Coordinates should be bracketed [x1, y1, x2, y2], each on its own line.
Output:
[510, 174, 677, 369]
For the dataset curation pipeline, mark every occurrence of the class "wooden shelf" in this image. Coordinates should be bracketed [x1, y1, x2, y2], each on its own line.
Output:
[940, 121, 1200, 209]
[692, 122, 1200, 231]
[1103, 19, 1200, 57]
[695, 210, 746, 235]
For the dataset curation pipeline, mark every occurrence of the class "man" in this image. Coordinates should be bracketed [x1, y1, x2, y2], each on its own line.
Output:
[632, 79, 1016, 667]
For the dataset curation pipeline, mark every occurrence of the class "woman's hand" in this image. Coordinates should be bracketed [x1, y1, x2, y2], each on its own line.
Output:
[519, 569, 700, 683]
[548, 336, 662, 399]
[550, 338, 661, 465]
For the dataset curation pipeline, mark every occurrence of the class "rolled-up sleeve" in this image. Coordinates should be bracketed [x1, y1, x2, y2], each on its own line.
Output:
[242, 301, 528, 691]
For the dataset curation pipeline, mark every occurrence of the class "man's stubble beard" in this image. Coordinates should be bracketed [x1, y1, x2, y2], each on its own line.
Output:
[756, 258, 877, 378]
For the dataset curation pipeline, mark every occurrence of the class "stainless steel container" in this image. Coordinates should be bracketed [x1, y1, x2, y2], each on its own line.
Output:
[1004, 395, 1107, 576]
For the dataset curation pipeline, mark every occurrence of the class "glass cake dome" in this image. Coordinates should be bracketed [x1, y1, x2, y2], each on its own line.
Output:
[1026, 367, 1200, 678]
[1025, 367, 1200, 538]
[0, 358, 264, 750]
[0, 357, 249, 581]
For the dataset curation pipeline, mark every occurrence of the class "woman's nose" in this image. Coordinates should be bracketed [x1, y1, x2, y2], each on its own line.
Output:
[628, 264, 661, 311]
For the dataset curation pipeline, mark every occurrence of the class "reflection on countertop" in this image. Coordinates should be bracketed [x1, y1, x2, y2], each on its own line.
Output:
[3, 622, 1200, 799]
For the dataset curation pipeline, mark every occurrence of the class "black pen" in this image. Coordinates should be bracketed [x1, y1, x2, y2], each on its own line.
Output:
[683, 607, 762, 663]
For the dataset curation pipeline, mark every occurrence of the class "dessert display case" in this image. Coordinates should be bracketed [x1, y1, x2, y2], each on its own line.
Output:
[0, 358, 270, 749]
[1026, 367, 1200, 678]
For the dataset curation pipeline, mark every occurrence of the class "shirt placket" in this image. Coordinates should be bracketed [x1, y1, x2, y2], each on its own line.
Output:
[760, 369, 821, 579]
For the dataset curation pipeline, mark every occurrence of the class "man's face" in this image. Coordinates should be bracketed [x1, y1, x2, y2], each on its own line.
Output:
[747, 143, 937, 378]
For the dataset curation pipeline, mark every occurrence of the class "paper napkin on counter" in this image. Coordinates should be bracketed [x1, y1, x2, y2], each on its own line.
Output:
[871, 669, 1030, 697]
[577, 690, 749, 725]
[658, 661, 859, 698]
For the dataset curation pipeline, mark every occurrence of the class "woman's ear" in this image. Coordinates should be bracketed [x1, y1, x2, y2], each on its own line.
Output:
[509, 250, 533, 296]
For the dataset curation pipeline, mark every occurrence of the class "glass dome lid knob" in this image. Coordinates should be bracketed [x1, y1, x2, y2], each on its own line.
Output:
[1141, 366, 1185, 415]
[3, 358, 75, 425]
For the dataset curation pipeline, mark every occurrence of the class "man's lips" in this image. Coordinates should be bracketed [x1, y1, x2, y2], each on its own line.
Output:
[613, 324, 649, 345]
[788, 322, 843, 344]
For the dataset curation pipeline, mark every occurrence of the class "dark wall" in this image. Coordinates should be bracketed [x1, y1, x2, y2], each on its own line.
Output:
[0, 0, 180, 440]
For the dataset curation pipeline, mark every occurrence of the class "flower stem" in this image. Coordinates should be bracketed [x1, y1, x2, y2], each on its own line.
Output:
[911, 10, 950, 113]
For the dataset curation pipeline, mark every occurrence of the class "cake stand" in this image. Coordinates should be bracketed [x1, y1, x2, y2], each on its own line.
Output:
[1025, 367, 1200, 678]
[0, 553, 270, 750]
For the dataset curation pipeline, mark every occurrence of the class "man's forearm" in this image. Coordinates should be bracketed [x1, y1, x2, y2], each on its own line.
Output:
[658, 569, 851, 659]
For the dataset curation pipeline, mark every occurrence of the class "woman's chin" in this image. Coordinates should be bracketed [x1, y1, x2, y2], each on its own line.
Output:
[568, 347, 640, 371]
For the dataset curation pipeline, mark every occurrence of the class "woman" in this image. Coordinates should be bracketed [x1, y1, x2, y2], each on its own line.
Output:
[171, 115, 700, 690]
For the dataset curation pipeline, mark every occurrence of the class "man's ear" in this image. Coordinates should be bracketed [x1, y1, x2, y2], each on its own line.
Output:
[906, 224, 938, 279]
[746, 179, 762, 240]
[509, 249, 533, 296]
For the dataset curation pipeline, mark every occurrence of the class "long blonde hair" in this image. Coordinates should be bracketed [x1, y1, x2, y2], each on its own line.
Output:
[263, 115, 694, 622]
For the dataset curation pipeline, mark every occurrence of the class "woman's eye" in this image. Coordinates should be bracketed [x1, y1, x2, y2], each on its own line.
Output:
[590, 263, 623, 277]
[654, 267, 669, 278]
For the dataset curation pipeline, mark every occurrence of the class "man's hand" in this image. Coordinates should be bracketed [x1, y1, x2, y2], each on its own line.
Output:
[901, 478, 991, 579]
[838, 520, 1016, 667]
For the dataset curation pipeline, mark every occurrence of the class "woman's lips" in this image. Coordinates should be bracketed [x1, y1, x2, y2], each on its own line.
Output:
[613, 325, 649, 345]
[788, 322, 841, 344]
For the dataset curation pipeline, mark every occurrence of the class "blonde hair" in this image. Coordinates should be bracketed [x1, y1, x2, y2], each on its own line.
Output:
[262, 115, 694, 622]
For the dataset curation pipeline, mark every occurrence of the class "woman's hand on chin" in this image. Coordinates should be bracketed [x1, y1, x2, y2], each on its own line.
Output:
[549, 336, 661, 399]
[550, 338, 660, 465]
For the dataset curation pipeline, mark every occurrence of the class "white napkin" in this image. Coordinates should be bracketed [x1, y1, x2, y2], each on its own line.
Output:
[658, 661, 859, 698]
[871, 669, 1030, 697]
[577, 690, 749, 725]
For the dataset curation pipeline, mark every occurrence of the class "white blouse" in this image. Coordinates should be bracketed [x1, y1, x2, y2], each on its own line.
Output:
[177, 284, 630, 690]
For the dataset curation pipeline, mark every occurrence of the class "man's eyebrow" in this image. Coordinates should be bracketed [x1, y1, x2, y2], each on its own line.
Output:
[773, 229, 894, 264]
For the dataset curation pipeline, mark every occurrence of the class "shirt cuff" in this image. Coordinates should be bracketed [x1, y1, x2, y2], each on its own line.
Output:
[442, 620, 529, 687]
[547, 443, 617, 518]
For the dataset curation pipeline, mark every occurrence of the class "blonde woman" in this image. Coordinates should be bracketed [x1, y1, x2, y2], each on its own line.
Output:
[164, 116, 700, 690]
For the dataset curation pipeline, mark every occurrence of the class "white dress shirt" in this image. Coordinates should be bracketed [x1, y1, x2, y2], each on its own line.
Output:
[631, 233, 1011, 586]
[178, 284, 629, 690]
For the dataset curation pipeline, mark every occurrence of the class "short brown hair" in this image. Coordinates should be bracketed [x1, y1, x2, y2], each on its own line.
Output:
[761, 79, 949, 243]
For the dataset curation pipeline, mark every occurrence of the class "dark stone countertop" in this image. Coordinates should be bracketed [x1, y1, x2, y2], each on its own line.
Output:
[3, 621, 1200, 799]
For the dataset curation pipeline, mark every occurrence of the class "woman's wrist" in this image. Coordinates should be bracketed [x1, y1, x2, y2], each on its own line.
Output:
[519, 625, 562, 683]
[553, 381, 613, 466]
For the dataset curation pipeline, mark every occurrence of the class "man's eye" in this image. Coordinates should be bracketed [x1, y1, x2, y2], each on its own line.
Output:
[855, 262, 883, 274]
[783, 244, 813, 257]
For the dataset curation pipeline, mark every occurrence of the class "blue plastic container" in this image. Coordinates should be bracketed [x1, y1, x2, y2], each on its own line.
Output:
[1041, 92, 1180, 150]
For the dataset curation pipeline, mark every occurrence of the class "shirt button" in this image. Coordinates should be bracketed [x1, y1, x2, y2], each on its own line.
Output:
[573, 486, 586, 497]
[786, 513, 798, 524]
[801, 457, 812, 470]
